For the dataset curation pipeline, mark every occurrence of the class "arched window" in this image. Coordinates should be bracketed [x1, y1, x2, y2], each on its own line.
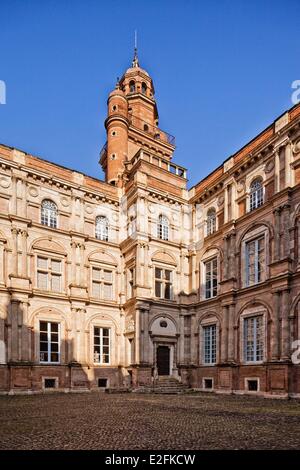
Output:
[141, 82, 147, 94]
[249, 178, 263, 211]
[95, 216, 109, 241]
[207, 208, 216, 236]
[157, 215, 169, 240]
[41, 200, 58, 228]
[129, 81, 135, 93]
[143, 124, 149, 132]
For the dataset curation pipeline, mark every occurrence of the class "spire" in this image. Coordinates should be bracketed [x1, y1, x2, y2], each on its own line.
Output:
[132, 30, 139, 67]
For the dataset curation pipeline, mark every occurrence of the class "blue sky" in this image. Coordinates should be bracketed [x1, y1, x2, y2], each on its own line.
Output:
[1, 0, 300, 187]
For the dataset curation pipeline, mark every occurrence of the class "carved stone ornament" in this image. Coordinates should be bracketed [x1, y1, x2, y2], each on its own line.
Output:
[125, 317, 135, 333]
[236, 179, 246, 193]
[264, 158, 275, 173]
[217, 195, 225, 207]
[0, 177, 11, 189]
[293, 138, 300, 155]
[61, 196, 71, 207]
[28, 186, 38, 197]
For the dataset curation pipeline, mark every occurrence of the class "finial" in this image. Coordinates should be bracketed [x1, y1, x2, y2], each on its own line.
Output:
[115, 76, 120, 89]
[132, 30, 139, 67]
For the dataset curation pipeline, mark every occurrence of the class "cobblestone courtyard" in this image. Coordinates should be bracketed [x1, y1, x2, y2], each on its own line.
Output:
[0, 392, 300, 450]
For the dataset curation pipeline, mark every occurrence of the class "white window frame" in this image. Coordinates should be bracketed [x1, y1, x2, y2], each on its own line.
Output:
[249, 179, 264, 212]
[154, 266, 173, 300]
[157, 215, 169, 241]
[95, 216, 109, 242]
[36, 255, 63, 292]
[203, 324, 217, 365]
[93, 326, 111, 365]
[91, 265, 114, 301]
[240, 310, 266, 364]
[41, 199, 58, 228]
[206, 208, 216, 236]
[204, 256, 218, 299]
[245, 236, 265, 287]
[39, 321, 61, 364]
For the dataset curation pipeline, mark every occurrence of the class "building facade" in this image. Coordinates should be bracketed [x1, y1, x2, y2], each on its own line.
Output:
[1, 52, 300, 397]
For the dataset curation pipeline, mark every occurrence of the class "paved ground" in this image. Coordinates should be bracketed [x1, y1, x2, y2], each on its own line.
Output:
[0, 392, 300, 450]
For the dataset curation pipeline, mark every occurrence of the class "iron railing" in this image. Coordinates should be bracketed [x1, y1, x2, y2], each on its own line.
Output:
[128, 114, 176, 146]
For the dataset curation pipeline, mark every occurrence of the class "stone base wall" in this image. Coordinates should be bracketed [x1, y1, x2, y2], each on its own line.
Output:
[190, 363, 300, 397]
[0, 364, 123, 394]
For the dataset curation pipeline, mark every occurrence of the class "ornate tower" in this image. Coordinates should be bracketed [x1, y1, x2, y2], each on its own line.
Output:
[100, 48, 176, 186]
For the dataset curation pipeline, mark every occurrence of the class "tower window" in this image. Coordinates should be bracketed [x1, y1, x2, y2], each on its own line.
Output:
[112, 105, 117, 112]
[129, 81, 135, 93]
[110, 154, 116, 160]
[141, 82, 147, 94]
[111, 130, 117, 136]
[144, 124, 149, 132]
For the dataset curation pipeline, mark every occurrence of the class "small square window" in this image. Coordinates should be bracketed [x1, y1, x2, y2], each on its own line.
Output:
[98, 378, 108, 388]
[247, 379, 258, 392]
[44, 378, 57, 389]
[204, 378, 213, 390]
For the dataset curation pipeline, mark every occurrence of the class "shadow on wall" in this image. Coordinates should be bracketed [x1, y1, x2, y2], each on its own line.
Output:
[0, 300, 125, 394]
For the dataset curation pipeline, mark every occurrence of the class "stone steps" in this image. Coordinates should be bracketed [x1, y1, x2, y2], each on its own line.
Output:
[133, 377, 190, 395]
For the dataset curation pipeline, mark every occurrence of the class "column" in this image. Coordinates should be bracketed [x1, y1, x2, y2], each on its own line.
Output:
[271, 291, 280, 360]
[21, 301, 29, 362]
[79, 243, 85, 286]
[273, 208, 281, 261]
[229, 233, 236, 279]
[282, 204, 290, 259]
[223, 235, 229, 280]
[179, 313, 185, 364]
[227, 304, 235, 362]
[281, 289, 290, 359]
[10, 300, 19, 362]
[142, 309, 150, 364]
[11, 227, 18, 276]
[190, 314, 197, 364]
[135, 309, 140, 364]
[21, 230, 28, 277]
[221, 305, 228, 362]
[285, 141, 292, 187]
[274, 150, 280, 193]
[0, 241, 5, 284]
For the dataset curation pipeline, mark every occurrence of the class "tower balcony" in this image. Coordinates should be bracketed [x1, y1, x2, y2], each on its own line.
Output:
[126, 148, 187, 179]
[128, 114, 176, 147]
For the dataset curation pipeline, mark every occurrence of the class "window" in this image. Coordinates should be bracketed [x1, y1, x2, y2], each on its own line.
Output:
[141, 82, 147, 94]
[129, 81, 135, 93]
[95, 216, 109, 241]
[203, 324, 217, 364]
[39, 321, 60, 363]
[92, 267, 113, 300]
[205, 257, 218, 299]
[143, 124, 149, 132]
[250, 179, 263, 211]
[207, 208, 216, 236]
[157, 215, 169, 240]
[37, 257, 62, 292]
[94, 327, 110, 364]
[128, 267, 134, 298]
[41, 200, 57, 228]
[155, 267, 172, 299]
[245, 236, 265, 286]
[243, 315, 264, 363]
